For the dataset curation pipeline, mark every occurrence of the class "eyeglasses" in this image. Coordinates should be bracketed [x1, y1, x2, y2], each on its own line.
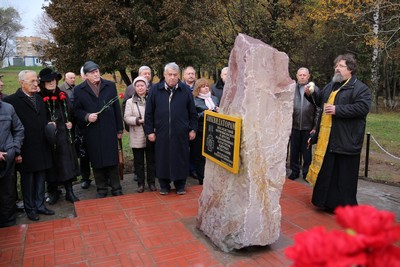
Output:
[24, 79, 39, 85]
[335, 64, 348, 69]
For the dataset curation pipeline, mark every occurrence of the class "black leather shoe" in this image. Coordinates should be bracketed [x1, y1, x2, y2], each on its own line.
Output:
[149, 184, 157, 191]
[27, 212, 39, 221]
[81, 180, 91, 189]
[112, 190, 123, 196]
[37, 208, 55, 215]
[137, 185, 144, 193]
[65, 192, 80, 203]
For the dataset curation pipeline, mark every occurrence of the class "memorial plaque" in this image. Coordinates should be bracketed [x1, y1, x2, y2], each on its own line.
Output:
[202, 110, 241, 174]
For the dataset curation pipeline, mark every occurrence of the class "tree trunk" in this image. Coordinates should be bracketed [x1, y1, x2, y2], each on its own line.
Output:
[118, 69, 131, 86]
[370, 1, 380, 113]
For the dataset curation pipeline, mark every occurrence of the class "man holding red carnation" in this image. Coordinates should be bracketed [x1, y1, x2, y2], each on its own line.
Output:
[73, 61, 124, 198]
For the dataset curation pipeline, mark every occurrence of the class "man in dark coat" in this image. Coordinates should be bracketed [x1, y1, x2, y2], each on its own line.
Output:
[4, 70, 55, 221]
[211, 67, 228, 103]
[73, 61, 123, 198]
[0, 75, 24, 227]
[305, 54, 371, 212]
[144, 62, 198, 195]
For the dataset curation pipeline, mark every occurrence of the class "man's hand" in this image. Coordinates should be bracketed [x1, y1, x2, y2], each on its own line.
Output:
[148, 133, 156, 142]
[88, 113, 98, 123]
[324, 104, 336, 115]
[189, 130, 196, 141]
[117, 133, 123, 139]
[0, 152, 6, 161]
[15, 155, 22, 164]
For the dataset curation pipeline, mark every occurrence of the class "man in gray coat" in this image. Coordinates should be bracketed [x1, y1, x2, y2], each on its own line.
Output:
[0, 75, 24, 227]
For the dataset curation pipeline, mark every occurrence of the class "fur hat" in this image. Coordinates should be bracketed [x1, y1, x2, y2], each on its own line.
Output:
[83, 61, 99, 74]
[39, 68, 62, 82]
[133, 76, 148, 87]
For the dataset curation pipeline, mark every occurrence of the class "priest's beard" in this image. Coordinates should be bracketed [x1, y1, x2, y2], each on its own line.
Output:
[332, 72, 344, 83]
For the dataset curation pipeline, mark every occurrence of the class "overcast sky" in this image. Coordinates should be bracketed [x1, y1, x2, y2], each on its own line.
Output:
[1, 0, 48, 37]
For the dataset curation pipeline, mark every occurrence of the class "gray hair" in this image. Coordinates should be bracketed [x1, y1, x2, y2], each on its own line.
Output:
[221, 67, 228, 75]
[164, 62, 180, 73]
[138, 66, 151, 75]
[297, 67, 310, 74]
[80, 66, 85, 76]
[18, 70, 36, 81]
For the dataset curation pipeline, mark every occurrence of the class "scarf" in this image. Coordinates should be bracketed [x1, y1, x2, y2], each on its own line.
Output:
[306, 78, 350, 186]
[198, 92, 215, 110]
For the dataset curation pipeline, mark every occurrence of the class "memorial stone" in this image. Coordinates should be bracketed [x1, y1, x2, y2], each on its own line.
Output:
[197, 34, 295, 252]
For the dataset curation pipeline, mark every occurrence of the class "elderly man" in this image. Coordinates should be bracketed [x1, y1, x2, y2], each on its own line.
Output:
[289, 67, 320, 180]
[144, 62, 198, 195]
[183, 66, 196, 91]
[123, 66, 153, 104]
[0, 75, 24, 227]
[212, 67, 228, 102]
[305, 54, 371, 212]
[59, 72, 76, 100]
[4, 70, 54, 221]
[73, 61, 123, 198]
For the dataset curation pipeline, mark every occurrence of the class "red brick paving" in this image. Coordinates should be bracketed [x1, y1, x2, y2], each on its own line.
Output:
[0, 179, 338, 266]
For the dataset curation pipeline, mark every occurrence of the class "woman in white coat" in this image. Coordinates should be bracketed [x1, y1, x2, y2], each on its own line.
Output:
[124, 76, 156, 192]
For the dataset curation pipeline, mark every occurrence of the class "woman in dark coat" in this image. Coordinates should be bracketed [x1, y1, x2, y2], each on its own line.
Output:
[193, 78, 219, 185]
[38, 68, 80, 204]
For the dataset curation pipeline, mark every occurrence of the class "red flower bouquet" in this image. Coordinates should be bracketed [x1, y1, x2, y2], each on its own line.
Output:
[285, 205, 400, 267]
[59, 92, 73, 143]
[43, 95, 57, 121]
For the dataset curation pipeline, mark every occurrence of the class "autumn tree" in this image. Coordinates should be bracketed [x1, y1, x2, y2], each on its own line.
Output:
[0, 7, 22, 65]
[43, 0, 220, 85]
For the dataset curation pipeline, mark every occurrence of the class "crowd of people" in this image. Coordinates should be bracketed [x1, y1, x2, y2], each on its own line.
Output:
[0, 53, 371, 227]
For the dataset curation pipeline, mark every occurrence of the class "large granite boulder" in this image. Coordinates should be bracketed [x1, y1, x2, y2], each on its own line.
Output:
[197, 34, 295, 252]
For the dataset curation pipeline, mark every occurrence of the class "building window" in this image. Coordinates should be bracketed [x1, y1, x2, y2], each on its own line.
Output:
[35, 58, 40, 64]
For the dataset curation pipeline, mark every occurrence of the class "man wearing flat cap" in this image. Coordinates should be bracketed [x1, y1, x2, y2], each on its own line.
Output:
[73, 61, 124, 197]
[4, 70, 54, 221]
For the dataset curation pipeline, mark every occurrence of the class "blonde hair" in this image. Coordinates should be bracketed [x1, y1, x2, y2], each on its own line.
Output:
[192, 78, 210, 97]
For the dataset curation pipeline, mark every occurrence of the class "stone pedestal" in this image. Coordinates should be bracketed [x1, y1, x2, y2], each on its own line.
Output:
[197, 34, 295, 252]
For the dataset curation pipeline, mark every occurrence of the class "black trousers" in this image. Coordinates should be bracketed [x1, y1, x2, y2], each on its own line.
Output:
[20, 170, 47, 214]
[0, 162, 17, 227]
[290, 129, 312, 177]
[80, 154, 91, 182]
[159, 178, 186, 192]
[93, 165, 122, 195]
[193, 131, 205, 181]
[132, 143, 155, 186]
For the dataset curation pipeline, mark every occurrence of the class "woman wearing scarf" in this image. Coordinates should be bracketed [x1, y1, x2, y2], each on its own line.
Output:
[192, 78, 219, 185]
[38, 68, 80, 204]
[124, 76, 156, 193]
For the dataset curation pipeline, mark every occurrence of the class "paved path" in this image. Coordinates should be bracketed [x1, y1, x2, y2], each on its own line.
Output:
[16, 174, 400, 225]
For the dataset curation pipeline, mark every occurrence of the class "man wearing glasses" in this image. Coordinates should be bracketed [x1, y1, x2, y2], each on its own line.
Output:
[4, 70, 55, 221]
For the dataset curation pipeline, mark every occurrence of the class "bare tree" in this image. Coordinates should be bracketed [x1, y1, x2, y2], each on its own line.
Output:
[34, 12, 55, 42]
[0, 7, 22, 65]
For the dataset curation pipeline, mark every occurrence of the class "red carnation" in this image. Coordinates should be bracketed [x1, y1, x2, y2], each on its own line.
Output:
[51, 96, 58, 101]
[59, 92, 67, 100]
[43, 96, 50, 102]
[119, 92, 124, 99]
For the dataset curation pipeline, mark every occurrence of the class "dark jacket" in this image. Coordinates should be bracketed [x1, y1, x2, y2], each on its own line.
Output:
[310, 76, 371, 155]
[211, 79, 224, 103]
[292, 83, 320, 131]
[194, 95, 219, 132]
[73, 79, 123, 169]
[4, 89, 53, 172]
[39, 88, 80, 182]
[144, 81, 198, 180]
[0, 100, 24, 178]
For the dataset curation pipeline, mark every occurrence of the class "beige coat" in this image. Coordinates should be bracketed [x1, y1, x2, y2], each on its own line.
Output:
[124, 96, 146, 148]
